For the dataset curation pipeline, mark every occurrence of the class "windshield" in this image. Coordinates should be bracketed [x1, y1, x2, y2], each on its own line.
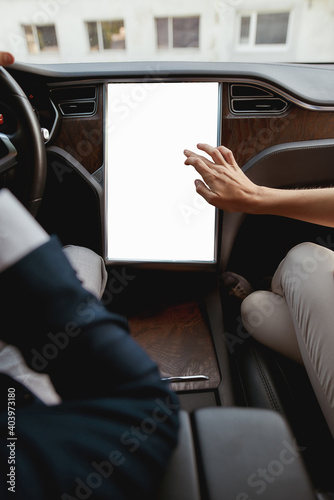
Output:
[1, 0, 334, 65]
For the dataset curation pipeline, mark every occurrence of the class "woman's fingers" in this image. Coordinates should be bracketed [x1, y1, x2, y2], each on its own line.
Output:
[196, 143, 227, 166]
[184, 155, 211, 179]
[196, 143, 238, 169]
[185, 143, 238, 172]
[184, 144, 229, 195]
[194, 179, 216, 205]
[184, 148, 216, 167]
[184, 149, 218, 181]
[218, 147, 238, 170]
[183, 143, 256, 212]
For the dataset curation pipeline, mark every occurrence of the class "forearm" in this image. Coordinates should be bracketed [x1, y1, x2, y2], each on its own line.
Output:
[253, 186, 334, 227]
[184, 144, 334, 228]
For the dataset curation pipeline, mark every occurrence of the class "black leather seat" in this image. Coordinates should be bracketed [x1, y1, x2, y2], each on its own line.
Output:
[233, 338, 334, 492]
[158, 406, 317, 500]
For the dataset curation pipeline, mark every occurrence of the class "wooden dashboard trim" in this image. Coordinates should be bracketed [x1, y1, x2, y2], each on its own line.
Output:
[50, 85, 104, 174]
[221, 84, 334, 168]
[49, 80, 334, 175]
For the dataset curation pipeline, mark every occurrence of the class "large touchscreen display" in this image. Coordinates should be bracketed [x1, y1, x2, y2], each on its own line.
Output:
[105, 81, 220, 265]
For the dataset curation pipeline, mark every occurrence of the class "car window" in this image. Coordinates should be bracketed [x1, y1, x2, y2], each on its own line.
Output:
[1, 0, 334, 65]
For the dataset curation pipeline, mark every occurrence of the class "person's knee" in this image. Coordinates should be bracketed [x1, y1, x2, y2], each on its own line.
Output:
[241, 291, 263, 326]
[283, 242, 331, 272]
[278, 242, 333, 290]
[241, 290, 283, 334]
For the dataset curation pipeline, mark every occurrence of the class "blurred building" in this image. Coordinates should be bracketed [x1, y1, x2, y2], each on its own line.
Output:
[1, 0, 334, 63]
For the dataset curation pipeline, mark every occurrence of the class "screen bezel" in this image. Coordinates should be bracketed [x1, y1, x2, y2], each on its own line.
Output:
[103, 79, 222, 270]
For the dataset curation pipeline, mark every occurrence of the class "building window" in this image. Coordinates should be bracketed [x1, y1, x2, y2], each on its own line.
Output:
[87, 20, 126, 51]
[23, 24, 58, 54]
[239, 12, 290, 46]
[156, 18, 169, 49]
[155, 16, 199, 49]
[239, 16, 251, 45]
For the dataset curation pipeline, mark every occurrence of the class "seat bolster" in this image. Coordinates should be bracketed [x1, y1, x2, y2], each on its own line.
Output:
[157, 410, 201, 500]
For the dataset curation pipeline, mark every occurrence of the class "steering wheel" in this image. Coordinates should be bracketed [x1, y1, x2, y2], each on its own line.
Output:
[0, 65, 47, 217]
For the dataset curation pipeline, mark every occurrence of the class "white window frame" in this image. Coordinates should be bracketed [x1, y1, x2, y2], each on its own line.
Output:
[236, 10, 292, 52]
[23, 24, 58, 54]
[155, 16, 200, 50]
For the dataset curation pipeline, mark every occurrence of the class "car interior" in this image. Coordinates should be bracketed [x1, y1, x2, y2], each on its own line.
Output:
[2, 56, 334, 499]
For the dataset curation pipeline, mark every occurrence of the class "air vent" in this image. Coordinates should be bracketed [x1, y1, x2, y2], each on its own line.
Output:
[50, 85, 97, 117]
[51, 86, 96, 101]
[59, 101, 96, 116]
[231, 84, 273, 98]
[229, 84, 289, 115]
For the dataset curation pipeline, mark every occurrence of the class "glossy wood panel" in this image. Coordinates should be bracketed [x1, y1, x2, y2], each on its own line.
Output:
[51, 82, 334, 175]
[129, 300, 221, 392]
[50, 85, 104, 174]
[222, 85, 334, 168]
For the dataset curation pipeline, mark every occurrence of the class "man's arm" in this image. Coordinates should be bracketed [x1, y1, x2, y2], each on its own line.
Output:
[184, 143, 334, 228]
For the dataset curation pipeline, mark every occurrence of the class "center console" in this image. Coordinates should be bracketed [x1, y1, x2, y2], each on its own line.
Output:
[158, 407, 317, 500]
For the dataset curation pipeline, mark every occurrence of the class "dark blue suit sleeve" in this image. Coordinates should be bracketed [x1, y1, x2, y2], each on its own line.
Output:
[0, 236, 179, 500]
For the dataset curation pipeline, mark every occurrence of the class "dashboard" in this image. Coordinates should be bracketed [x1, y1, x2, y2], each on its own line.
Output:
[4, 61, 334, 269]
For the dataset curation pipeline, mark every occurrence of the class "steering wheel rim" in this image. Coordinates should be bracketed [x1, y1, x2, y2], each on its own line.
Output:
[0, 65, 47, 217]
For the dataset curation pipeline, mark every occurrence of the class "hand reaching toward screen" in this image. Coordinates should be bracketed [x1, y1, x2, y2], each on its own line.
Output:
[184, 143, 261, 213]
[185, 143, 334, 227]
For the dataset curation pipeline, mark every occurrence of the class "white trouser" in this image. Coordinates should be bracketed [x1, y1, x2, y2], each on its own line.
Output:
[241, 242, 334, 437]
[0, 189, 107, 404]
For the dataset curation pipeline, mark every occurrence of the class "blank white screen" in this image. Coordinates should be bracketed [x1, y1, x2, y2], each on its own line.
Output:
[105, 81, 219, 263]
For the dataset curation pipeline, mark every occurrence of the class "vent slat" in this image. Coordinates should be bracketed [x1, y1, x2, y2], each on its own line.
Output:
[229, 84, 289, 115]
[232, 98, 288, 113]
[59, 101, 96, 116]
